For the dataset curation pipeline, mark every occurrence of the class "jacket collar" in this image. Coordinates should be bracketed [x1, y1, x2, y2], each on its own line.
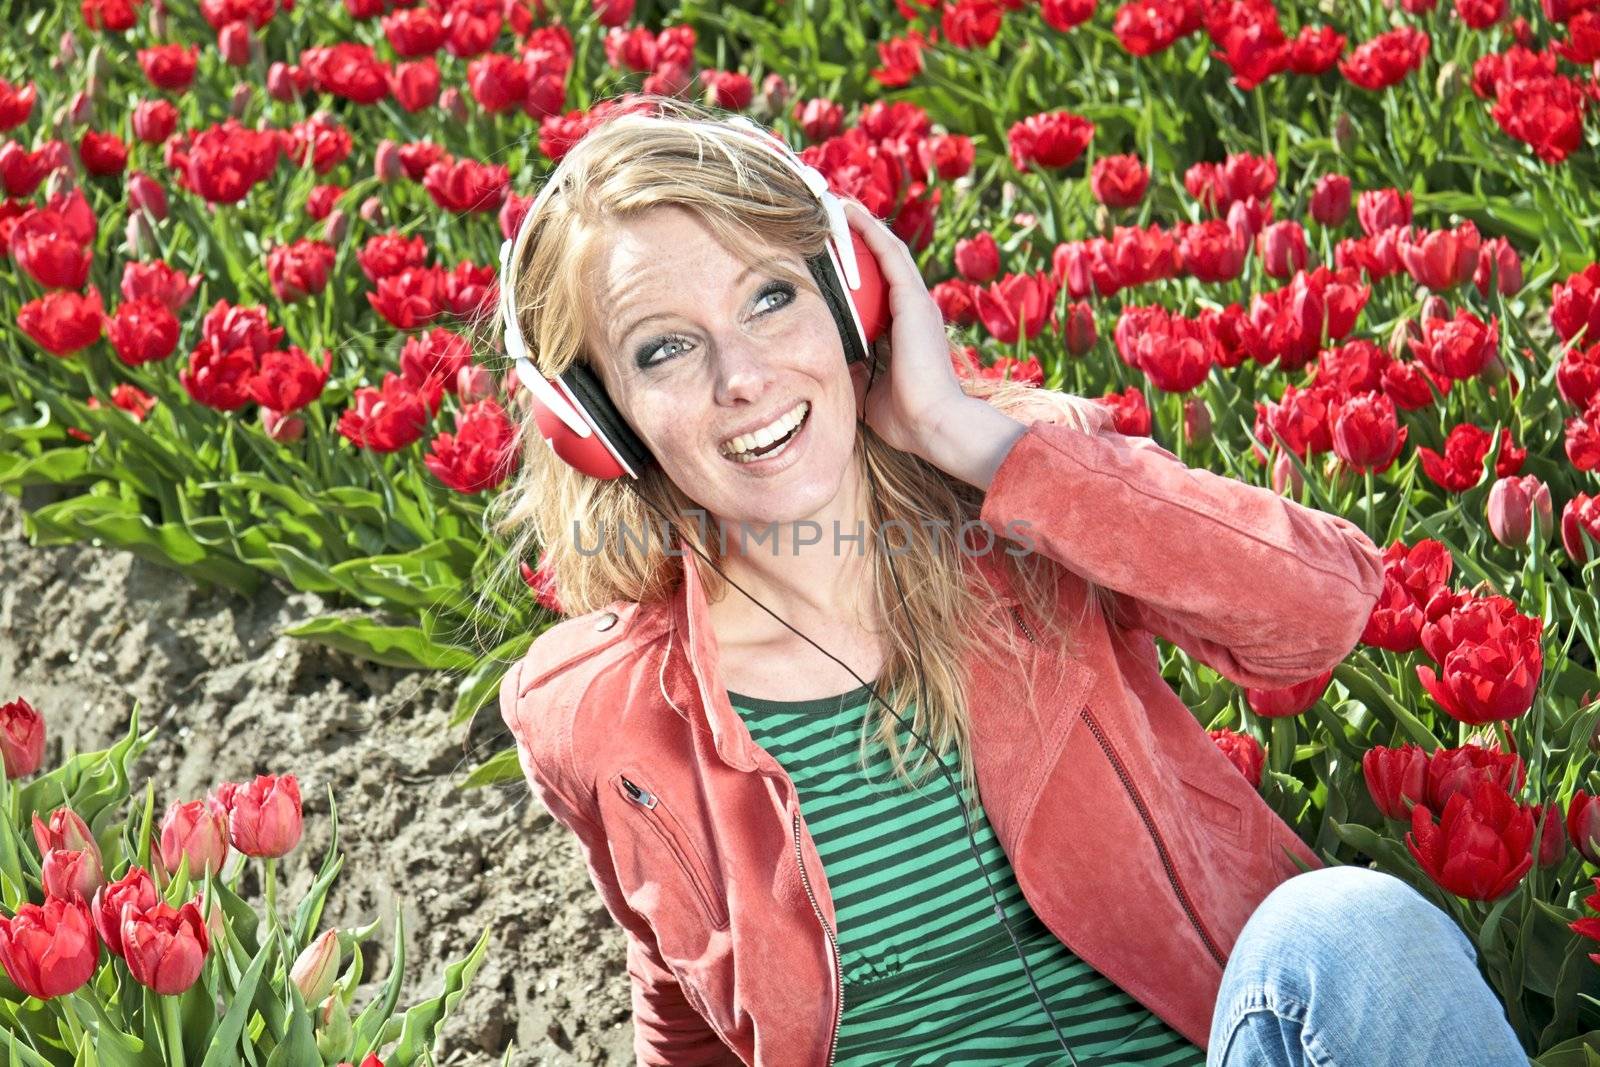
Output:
[661, 536, 1022, 774]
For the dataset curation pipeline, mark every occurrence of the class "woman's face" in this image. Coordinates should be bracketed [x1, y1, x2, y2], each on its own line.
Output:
[587, 205, 870, 531]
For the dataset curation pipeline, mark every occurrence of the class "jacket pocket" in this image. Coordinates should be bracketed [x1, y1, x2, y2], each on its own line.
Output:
[1175, 764, 1262, 867]
[610, 772, 730, 930]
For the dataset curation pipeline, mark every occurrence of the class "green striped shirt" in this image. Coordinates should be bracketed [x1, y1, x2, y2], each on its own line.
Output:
[727, 679, 1207, 1067]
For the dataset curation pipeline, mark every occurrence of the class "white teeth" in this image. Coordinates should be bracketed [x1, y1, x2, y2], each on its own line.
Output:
[721, 401, 808, 459]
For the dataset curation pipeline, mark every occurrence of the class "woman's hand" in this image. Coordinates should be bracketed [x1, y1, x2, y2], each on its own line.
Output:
[841, 199, 972, 462]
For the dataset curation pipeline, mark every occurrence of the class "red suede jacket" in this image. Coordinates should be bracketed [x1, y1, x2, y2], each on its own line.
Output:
[499, 416, 1387, 1066]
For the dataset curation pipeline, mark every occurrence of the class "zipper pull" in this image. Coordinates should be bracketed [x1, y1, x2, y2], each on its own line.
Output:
[620, 776, 659, 809]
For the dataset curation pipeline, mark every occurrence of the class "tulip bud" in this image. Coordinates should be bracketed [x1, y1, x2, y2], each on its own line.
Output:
[1332, 112, 1356, 155]
[1436, 61, 1464, 102]
[358, 196, 384, 226]
[128, 171, 168, 221]
[1063, 301, 1096, 356]
[58, 30, 76, 64]
[261, 408, 305, 442]
[149, 2, 169, 37]
[1589, 714, 1600, 756]
[457, 364, 495, 401]
[760, 73, 791, 116]
[1531, 799, 1566, 868]
[440, 87, 468, 125]
[1481, 351, 1507, 386]
[316, 990, 354, 1059]
[374, 139, 402, 183]
[219, 21, 252, 66]
[126, 213, 157, 258]
[322, 208, 349, 245]
[196, 889, 227, 949]
[0, 697, 46, 779]
[291, 930, 341, 1004]
[1271, 448, 1304, 497]
[41, 847, 103, 902]
[267, 62, 299, 101]
[1182, 396, 1212, 448]
[1487, 474, 1553, 549]
[229, 83, 253, 118]
[1420, 294, 1449, 323]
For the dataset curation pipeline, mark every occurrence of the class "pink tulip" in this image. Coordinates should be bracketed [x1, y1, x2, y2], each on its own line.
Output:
[91, 866, 159, 957]
[121, 900, 209, 994]
[0, 897, 98, 999]
[159, 795, 231, 878]
[216, 774, 303, 857]
[1486, 474, 1552, 548]
[0, 696, 45, 778]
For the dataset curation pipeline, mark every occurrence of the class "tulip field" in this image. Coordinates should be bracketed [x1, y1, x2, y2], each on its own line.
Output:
[4, 0, 1600, 1059]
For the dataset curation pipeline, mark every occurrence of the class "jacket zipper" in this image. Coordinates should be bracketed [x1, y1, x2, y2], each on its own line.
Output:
[1010, 603, 1038, 646]
[794, 808, 841, 1067]
[617, 775, 728, 929]
[1078, 707, 1229, 970]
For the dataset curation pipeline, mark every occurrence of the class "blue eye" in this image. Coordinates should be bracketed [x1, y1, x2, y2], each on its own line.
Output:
[635, 281, 796, 368]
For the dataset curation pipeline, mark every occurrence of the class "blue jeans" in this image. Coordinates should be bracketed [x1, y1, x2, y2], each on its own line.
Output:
[1207, 865, 1530, 1066]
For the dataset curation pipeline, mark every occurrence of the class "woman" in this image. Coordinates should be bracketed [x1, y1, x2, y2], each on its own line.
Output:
[489, 95, 1528, 1066]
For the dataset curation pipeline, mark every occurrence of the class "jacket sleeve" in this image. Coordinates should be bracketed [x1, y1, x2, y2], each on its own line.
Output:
[976, 417, 1385, 690]
[499, 658, 742, 1067]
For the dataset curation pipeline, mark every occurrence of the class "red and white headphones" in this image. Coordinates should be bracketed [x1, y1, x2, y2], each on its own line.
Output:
[498, 113, 890, 481]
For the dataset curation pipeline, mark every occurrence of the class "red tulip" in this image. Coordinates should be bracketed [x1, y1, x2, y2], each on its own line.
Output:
[216, 774, 303, 857]
[121, 260, 199, 313]
[1474, 237, 1522, 297]
[1007, 110, 1095, 172]
[425, 398, 517, 493]
[954, 231, 1000, 283]
[0, 77, 36, 131]
[1406, 780, 1533, 901]
[1256, 221, 1308, 279]
[973, 271, 1053, 344]
[1426, 742, 1526, 812]
[1416, 597, 1542, 724]
[79, 130, 127, 176]
[1331, 392, 1406, 474]
[1090, 154, 1149, 208]
[105, 297, 180, 367]
[794, 98, 842, 142]
[1207, 728, 1264, 789]
[1363, 744, 1428, 820]
[121, 900, 209, 994]
[1357, 189, 1412, 236]
[290, 929, 340, 1003]
[1244, 669, 1333, 718]
[1408, 309, 1499, 382]
[1570, 791, 1600, 864]
[158, 796, 231, 879]
[1398, 222, 1481, 291]
[1309, 174, 1351, 226]
[266, 239, 337, 303]
[0, 697, 45, 778]
[0, 898, 98, 999]
[1562, 493, 1600, 564]
[91, 866, 159, 957]
[10, 209, 90, 290]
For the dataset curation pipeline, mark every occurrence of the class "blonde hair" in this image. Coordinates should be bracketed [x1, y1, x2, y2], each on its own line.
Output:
[478, 94, 1118, 811]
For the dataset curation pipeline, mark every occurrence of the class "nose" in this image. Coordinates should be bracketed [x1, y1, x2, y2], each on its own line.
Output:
[711, 333, 773, 407]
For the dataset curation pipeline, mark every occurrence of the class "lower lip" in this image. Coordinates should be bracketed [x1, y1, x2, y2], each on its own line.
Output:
[721, 407, 811, 473]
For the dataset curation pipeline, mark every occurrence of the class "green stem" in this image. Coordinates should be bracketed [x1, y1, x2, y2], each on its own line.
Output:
[1363, 467, 1376, 538]
[160, 994, 186, 1067]
[263, 857, 278, 935]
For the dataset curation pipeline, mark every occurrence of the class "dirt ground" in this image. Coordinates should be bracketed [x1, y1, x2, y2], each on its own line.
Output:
[0, 490, 637, 1065]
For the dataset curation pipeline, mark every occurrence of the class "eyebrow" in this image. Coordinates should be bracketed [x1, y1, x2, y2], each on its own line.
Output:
[611, 259, 785, 352]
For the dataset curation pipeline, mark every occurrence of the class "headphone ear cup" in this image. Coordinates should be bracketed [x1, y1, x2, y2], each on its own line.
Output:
[807, 252, 868, 366]
[845, 229, 889, 346]
[559, 362, 654, 479]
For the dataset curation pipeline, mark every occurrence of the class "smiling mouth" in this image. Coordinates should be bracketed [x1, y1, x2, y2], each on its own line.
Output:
[720, 401, 810, 464]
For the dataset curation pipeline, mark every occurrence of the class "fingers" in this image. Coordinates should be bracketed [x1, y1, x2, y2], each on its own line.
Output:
[841, 198, 922, 291]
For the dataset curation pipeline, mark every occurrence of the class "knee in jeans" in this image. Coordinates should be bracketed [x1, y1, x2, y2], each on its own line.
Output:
[1252, 866, 1474, 965]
